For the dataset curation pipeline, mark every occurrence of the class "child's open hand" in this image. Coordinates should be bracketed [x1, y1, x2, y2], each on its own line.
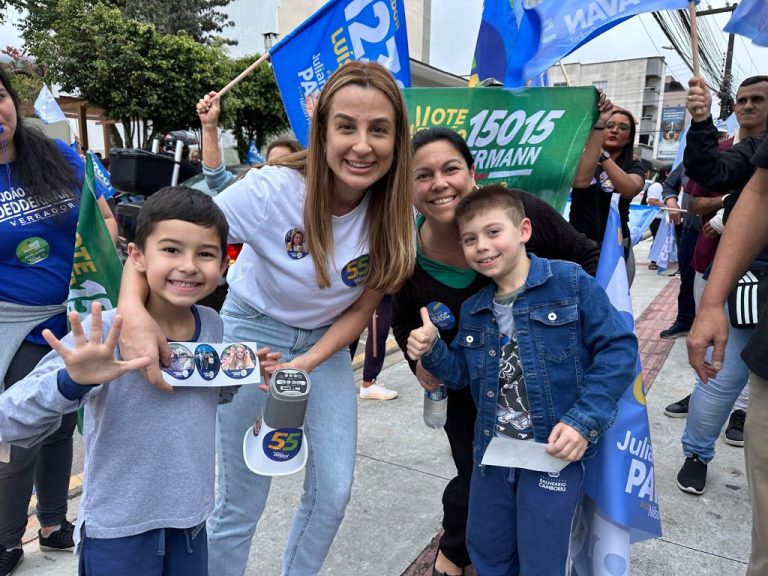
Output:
[546, 422, 588, 462]
[42, 302, 152, 386]
[407, 307, 438, 361]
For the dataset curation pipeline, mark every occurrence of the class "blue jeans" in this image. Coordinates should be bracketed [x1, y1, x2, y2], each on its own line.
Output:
[78, 523, 208, 576]
[466, 462, 583, 576]
[682, 304, 753, 463]
[207, 295, 357, 576]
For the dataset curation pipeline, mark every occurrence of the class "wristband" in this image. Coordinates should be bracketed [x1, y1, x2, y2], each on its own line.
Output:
[593, 126, 605, 131]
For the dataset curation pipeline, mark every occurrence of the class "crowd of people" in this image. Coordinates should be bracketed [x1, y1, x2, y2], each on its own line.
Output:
[0, 60, 766, 576]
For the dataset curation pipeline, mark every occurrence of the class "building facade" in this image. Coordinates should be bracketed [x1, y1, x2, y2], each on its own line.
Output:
[547, 56, 678, 167]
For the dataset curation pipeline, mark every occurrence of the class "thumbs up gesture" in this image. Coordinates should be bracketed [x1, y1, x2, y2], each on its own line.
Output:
[407, 307, 439, 361]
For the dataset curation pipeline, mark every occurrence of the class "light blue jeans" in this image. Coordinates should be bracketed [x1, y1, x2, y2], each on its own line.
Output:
[682, 304, 754, 463]
[207, 295, 357, 576]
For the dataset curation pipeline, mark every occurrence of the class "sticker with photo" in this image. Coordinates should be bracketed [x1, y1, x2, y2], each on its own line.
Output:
[285, 228, 309, 260]
[221, 343, 257, 379]
[164, 343, 195, 380]
[194, 344, 221, 381]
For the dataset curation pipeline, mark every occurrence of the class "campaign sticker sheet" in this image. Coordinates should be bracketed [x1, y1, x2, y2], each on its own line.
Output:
[163, 342, 261, 387]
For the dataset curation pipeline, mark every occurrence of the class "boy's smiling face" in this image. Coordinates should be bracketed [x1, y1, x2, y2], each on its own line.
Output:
[458, 207, 532, 293]
[128, 219, 227, 313]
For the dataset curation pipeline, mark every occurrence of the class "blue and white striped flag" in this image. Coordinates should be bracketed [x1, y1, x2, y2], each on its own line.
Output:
[571, 196, 661, 575]
[34, 85, 67, 124]
[628, 204, 660, 247]
[648, 213, 677, 274]
[724, 0, 768, 46]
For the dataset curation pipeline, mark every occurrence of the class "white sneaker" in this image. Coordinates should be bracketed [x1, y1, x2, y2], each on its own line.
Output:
[359, 380, 398, 400]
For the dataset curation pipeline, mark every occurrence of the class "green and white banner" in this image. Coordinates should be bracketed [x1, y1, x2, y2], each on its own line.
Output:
[67, 156, 122, 316]
[404, 87, 598, 214]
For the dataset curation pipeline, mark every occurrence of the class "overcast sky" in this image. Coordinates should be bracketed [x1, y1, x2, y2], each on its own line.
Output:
[2, 1, 765, 93]
[430, 0, 768, 91]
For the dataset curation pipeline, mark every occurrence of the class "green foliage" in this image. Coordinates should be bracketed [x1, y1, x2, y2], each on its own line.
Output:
[19, 0, 290, 155]
[224, 56, 290, 159]
[26, 0, 229, 146]
[19, 0, 233, 45]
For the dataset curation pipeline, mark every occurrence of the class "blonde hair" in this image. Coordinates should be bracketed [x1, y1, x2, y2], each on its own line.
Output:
[274, 61, 414, 292]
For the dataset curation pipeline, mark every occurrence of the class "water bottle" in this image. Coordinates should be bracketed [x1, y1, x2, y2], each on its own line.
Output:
[423, 385, 447, 429]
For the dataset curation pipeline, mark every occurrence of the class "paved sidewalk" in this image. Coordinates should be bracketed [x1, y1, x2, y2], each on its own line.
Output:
[15, 239, 751, 575]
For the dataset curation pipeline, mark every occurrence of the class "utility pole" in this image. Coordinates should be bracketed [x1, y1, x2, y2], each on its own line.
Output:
[695, 3, 737, 120]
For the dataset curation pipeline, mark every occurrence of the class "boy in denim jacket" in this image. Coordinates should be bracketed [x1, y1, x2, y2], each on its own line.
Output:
[408, 185, 637, 576]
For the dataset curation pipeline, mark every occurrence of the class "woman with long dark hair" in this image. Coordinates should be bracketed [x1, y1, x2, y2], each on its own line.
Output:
[571, 99, 645, 284]
[0, 69, 115, 573]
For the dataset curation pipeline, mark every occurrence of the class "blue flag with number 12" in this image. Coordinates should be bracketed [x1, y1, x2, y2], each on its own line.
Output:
[270, 0, 411, 146]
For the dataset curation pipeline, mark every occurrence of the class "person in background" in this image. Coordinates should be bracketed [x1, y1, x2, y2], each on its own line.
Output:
[675, 75, 768, 496]
[571, 93, 645, 286]
[645, 168, 668, 270]
[351, 295, 397, 400]
[687, 133, 768, 576]
[0, 67, 116, 575]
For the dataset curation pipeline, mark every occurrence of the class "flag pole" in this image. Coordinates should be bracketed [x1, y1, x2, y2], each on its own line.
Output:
[689, 1, 700, 77]
[218, 52, 271, 98]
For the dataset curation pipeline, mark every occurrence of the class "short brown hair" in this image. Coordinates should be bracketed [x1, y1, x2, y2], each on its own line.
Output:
[455, 185, 527, 227]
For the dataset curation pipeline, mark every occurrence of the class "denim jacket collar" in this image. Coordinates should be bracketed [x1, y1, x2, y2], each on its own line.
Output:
[468, 254, 552, 316]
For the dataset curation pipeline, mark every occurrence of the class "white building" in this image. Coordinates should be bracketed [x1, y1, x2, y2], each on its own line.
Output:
[547, 56, 674, 167]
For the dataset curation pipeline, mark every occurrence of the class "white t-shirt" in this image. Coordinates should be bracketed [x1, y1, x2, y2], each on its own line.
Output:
[214, 166, 370, 329]
[646, 182, 663, 220]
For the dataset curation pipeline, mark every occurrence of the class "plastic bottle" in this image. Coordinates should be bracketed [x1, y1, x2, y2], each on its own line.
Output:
[423, 385, 447, 429]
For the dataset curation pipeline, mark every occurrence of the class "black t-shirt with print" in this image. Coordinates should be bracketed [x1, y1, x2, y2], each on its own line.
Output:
[569, 157, 645, 243]
[493, 292, 533, 440]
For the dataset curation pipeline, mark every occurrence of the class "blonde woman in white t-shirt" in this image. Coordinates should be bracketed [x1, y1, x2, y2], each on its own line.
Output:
[118, 61, 415, 576]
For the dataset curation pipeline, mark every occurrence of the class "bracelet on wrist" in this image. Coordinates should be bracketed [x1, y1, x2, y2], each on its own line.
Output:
[593, 125, 605, 131]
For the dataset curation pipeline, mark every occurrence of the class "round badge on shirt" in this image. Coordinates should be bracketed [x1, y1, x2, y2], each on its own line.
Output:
[16, 237, 50, 264]
[599, 171, 615, 193]
[285, 228, 309, 260]
[427, 301, 456, 331]
[341, 254, 370, 288]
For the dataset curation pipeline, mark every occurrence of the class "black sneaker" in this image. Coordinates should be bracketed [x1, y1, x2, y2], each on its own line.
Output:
[664, 394, 690, 417]
[724, 409, 746, 447]
[0, 546, 24, 576]
[660, 322, 691, 339]
[38, 519, 75, 551]
[677, 456, 707, 495]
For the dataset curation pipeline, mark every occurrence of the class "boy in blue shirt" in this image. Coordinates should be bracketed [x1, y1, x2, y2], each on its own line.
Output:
[408, 185, 637, 576]
[0, 187, 277, 576]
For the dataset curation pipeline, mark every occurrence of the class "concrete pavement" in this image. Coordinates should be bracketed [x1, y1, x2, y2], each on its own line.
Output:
[15, 238, 752, 575]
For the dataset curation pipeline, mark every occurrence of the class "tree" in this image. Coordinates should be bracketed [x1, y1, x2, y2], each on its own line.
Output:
[18, 0, 234, 45]
[108, 0, 234, 44]
[224, 56, 291, 159]
[26, 0, 229, 147]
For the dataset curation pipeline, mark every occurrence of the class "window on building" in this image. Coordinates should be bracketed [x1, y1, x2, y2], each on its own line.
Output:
[553, 82, 568, 87]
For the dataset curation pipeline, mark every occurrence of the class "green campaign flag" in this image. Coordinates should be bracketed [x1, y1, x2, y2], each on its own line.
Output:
[67, 156, 123, 434]
[67, 155, 122, 315]
[404, 87, 599, 214]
